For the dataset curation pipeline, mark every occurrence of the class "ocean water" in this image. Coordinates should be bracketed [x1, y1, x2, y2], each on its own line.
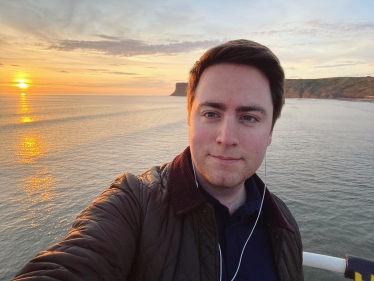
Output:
[0, 94, 373, 280]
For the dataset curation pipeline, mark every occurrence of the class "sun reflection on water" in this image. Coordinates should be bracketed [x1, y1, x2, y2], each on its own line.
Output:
[23, 168, 55, 203]
[16, 134, 56, 225]
[17, 135, 44, 164]
[15, 94, 56, 228]
[16, 135, 55, 203]
[18, 93, 34, 123]
[21, 116, 34, 123]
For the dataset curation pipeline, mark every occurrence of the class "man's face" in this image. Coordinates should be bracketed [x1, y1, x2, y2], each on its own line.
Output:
[188, 64, 273, 190]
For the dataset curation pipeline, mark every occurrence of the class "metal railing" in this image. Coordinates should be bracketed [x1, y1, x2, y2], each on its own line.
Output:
[303, 252, 374, 281]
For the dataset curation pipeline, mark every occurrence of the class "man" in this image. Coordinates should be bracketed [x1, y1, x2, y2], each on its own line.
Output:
[14, 39, 303, 281]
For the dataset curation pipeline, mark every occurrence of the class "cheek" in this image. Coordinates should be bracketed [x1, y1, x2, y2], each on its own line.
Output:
[242, 132, 271, 153]
[189, 124, 201, 148]
[189, 125, 208, 164]
[189, 122, 212, 143]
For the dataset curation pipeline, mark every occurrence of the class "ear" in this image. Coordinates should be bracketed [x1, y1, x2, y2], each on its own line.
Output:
[267, 132, 272, 146]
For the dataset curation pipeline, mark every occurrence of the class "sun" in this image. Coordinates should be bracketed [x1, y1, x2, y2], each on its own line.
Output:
[17, 79, 29, 89]
[13, 77, 30, 90]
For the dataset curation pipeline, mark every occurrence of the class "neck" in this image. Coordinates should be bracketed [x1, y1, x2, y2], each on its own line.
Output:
[196, 174, 247, 215]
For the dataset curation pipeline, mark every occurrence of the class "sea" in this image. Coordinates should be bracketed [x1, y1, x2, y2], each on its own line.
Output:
[0, 94, 373, 280]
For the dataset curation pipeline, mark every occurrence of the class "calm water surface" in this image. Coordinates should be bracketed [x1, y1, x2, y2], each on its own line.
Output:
[0, 95, 373, 280]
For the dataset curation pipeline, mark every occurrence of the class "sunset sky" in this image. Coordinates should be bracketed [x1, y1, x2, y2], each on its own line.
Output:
[1, 0, 373, 95]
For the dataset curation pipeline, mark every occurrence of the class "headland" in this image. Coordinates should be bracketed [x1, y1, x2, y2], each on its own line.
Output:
[171, 77, 374, 100]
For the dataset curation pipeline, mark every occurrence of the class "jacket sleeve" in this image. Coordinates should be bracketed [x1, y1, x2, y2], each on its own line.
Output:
[13, 173, 143, 281]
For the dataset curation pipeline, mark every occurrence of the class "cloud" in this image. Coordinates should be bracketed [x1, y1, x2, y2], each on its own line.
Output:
[86, 68, 109, 72]
[107, 71, 137, 75]
[49, 38, 224, 56]
[85, 68, 137, 75]
[12, 64, 20, 67]
[305, 20, 374, 33]
[91, 34, 124, 40]
[251, 20, 374, 38]
[56, 70, 69, 73]
[314, 61, 366, 68]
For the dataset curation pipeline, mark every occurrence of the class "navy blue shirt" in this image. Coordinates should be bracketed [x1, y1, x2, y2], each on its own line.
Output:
[199, 177, 278, 281]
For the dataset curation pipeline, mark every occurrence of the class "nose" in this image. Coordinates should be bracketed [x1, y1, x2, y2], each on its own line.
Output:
[216, 117, 239, 146]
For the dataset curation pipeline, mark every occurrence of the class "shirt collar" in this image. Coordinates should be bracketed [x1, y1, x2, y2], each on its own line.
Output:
[198, 177, 262, 217]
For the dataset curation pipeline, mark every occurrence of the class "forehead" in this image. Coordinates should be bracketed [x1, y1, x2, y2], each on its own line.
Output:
[194, 64, 272, 108]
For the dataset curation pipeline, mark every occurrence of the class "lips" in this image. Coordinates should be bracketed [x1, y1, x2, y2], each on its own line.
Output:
[211, 155, 241, 164]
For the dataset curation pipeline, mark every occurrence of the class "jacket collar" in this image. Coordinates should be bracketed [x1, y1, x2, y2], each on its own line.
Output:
[168, 147, 295, 233]
[168, 147, 206, 215]
[252, 173, 295, 233]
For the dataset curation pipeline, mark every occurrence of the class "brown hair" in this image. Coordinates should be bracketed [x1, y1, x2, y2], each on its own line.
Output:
[187, 39, 285, 129]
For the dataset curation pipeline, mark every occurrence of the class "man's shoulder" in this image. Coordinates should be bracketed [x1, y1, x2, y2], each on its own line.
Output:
[77, 162, 173, 223]
[111, 162, 172, 193]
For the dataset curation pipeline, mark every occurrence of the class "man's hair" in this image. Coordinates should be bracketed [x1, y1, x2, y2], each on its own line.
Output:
[187, 39, 285, 129]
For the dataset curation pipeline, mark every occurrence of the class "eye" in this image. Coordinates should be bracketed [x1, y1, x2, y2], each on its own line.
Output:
[240, 115, 258, 122]
[203, 111, 219, 119]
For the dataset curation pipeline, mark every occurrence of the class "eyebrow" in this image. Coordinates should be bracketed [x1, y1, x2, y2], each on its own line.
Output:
[199, 101, 268, 116]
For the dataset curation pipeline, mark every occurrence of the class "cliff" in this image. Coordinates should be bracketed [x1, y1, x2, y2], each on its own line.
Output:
[285, 77, 374, 99]
[170, 77, 374, 99]
[170, 82, 188, 96]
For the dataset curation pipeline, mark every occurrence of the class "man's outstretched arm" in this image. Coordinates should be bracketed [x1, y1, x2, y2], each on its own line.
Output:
[13, 174, 142, 281]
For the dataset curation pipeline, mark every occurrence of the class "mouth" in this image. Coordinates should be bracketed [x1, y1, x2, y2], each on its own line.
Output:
[211, 155, 241, 164]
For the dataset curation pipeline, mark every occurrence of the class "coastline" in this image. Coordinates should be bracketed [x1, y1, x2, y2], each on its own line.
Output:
[171, 77, 374, 100]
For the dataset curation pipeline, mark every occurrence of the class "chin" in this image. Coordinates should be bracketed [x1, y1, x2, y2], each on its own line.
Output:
[206, 173, 246, 189]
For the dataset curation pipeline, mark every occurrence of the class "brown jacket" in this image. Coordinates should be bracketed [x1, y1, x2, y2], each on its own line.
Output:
[14, 147, 303, 281]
